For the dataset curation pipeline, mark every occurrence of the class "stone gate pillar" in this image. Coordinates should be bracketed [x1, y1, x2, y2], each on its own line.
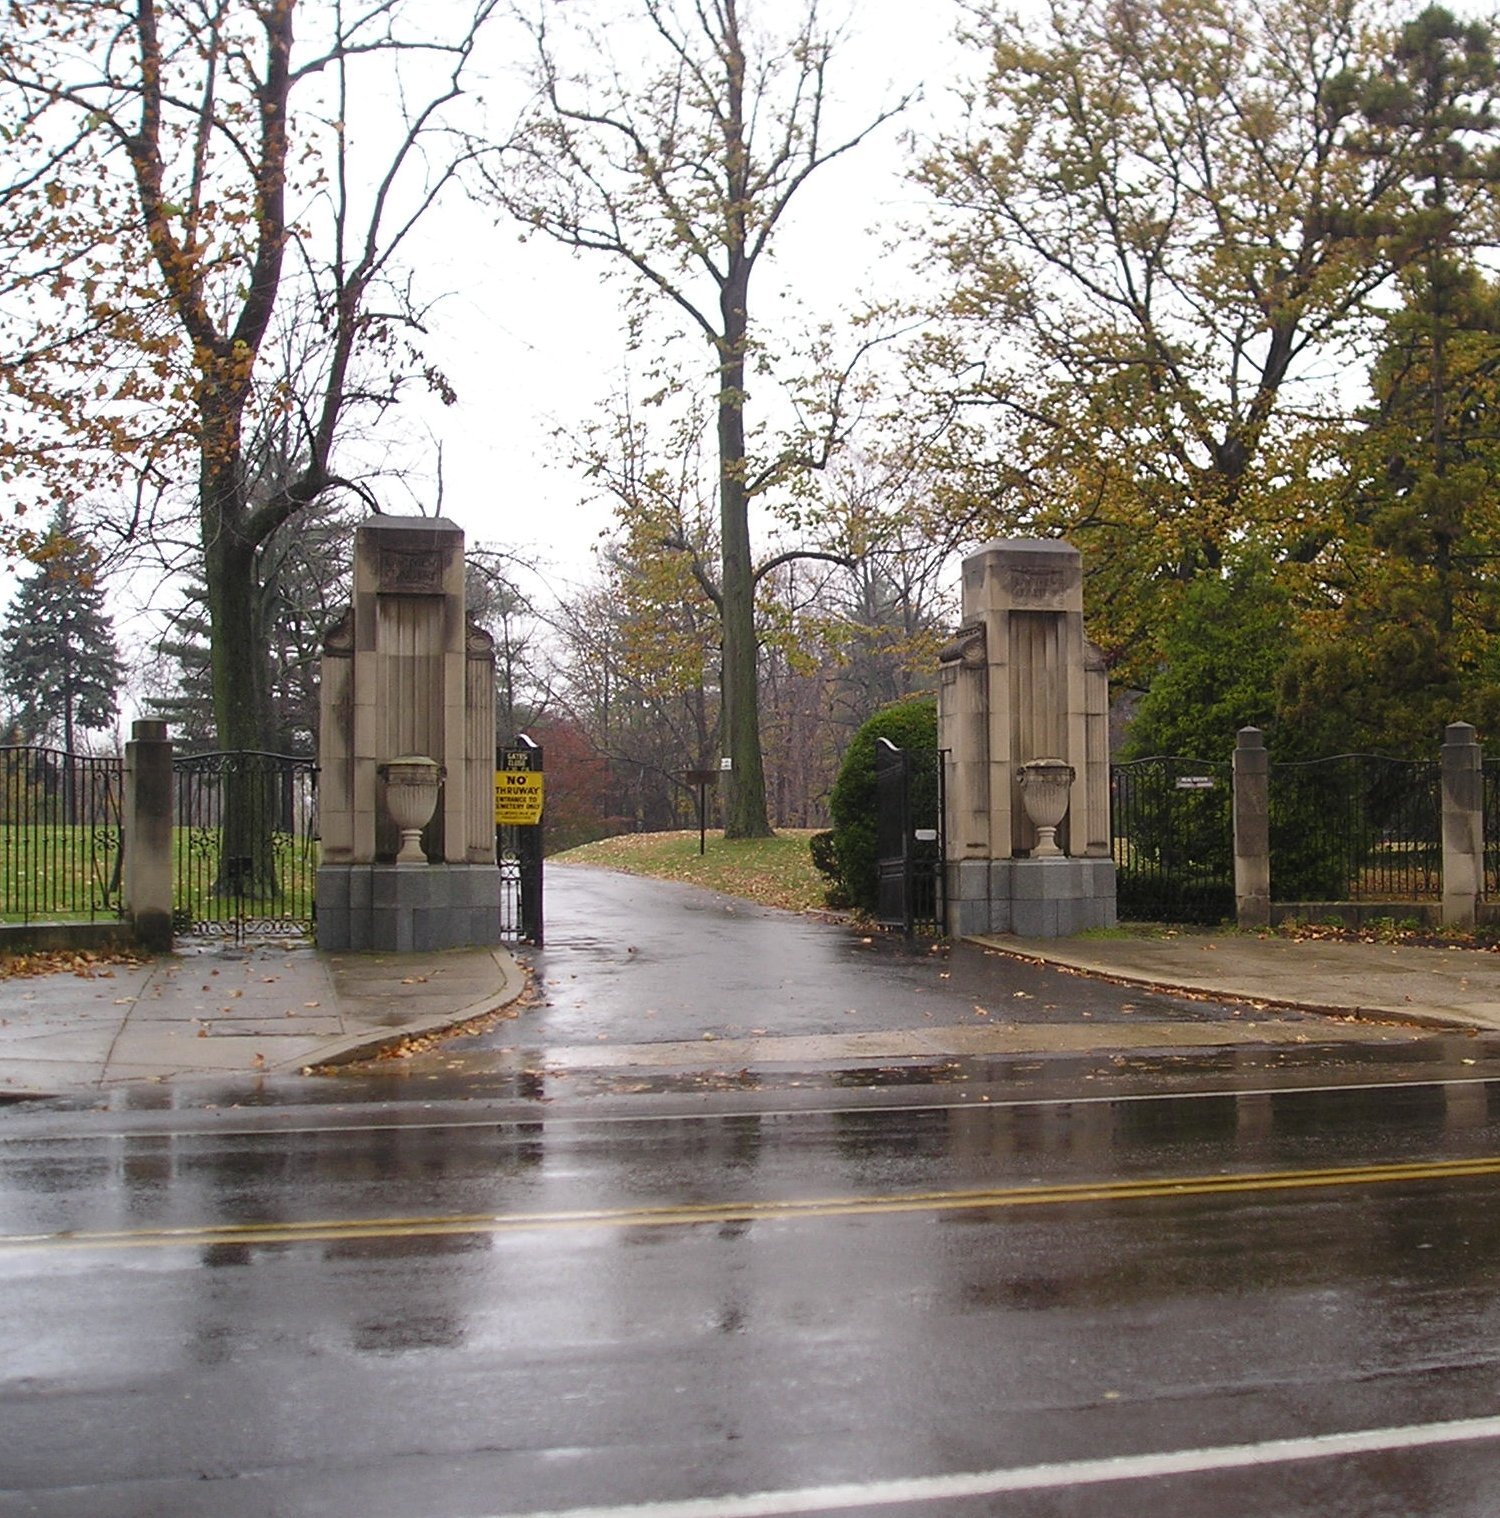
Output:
[314, 516, 502, 951]
[938, 539, 1116, 937]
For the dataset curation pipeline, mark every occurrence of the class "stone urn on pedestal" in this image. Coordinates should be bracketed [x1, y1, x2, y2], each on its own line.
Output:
[1016, 758, 1075, 858]
[379, 756, 444, 866]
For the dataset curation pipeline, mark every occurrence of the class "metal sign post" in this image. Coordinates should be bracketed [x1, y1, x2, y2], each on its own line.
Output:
[683, 767, 719, 855]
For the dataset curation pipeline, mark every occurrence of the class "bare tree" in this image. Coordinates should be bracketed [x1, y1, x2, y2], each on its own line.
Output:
[0, 0, 496, 752]
[476, 0, 907, 836]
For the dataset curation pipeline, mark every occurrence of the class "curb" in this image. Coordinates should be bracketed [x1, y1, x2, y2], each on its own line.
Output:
[297, 949, 532, 1071]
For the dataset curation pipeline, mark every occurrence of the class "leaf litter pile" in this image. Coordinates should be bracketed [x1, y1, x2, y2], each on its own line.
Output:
[317, 963, 549, 1069]
[0, 947, 147, 980]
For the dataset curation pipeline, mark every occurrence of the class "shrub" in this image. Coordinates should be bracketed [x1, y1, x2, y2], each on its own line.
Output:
[826, 697, 937, 913]
[808, 829, 849, 907]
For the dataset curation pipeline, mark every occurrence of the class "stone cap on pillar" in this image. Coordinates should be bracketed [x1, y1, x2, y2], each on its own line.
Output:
[358, 515, 465, 597]
[962, 537, 1083, 617]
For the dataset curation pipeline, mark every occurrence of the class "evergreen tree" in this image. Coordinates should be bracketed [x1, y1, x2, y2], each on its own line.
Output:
[143, 589, 217, 752]
[1122, 558, 1301, 762]
[0, 507, 123, 752]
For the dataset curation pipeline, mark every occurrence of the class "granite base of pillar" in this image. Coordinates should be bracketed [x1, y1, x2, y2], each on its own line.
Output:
[946, 857, 1117, 938]
[315, 864, 504, 951]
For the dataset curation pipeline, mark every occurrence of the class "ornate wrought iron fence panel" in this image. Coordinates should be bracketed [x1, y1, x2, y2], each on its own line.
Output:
[0, 746, 123, 923]
[1269, 754, 1440, 902]
[1110, 757, 1233, 924]
[495, 825, 546, 945]
[874, 741, 946, 937]
[173, 751, 318, 941]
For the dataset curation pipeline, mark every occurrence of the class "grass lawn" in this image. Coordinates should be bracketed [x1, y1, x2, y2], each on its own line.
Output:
[0, 823, 318, 926]
[0, 824, 122, 923]
[552, 829, 832, 914]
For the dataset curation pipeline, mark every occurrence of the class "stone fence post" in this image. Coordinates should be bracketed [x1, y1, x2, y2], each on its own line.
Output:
[1233, 727, 1270, 929]
[1442, 721, 1483, 929]
[122, 719, 174, 952]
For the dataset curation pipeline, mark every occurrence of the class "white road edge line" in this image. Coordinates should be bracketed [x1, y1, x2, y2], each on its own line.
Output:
[490, 1414, 1500, 1518]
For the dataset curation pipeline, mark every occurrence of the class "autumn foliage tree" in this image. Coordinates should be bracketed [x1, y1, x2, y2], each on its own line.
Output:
[914, 0, 1427, 682]
[0, 0, 495, 753]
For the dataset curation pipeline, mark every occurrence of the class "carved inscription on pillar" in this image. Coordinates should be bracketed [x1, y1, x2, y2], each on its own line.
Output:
[1007, 565, 1069, 607]
[378, 545, 447, 594]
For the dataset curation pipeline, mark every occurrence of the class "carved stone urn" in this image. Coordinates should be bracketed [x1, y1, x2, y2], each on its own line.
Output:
[379, 755, 443, 866]
[1016, 758, 1075, 858]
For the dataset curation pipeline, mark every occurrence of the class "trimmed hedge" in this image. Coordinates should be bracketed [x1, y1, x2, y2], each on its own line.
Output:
[817, 697, 937, 912]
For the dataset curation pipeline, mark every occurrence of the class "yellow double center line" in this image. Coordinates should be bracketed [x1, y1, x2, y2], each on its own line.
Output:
[5, 1154, 1499, 1254]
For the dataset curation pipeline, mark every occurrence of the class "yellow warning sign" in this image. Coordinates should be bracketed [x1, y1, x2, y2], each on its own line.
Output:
[494, 769, 544, 826]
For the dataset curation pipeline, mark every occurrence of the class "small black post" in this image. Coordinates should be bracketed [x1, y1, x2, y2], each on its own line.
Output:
[497, 736, 545, 946]
[683, 768, 718, 857]
[517, 734, 544, 947]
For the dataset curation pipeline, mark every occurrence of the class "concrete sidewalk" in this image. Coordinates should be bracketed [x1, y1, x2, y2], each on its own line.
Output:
[977, 929, 1500, 1034]
[4, 922, 1500, 1101]
[0, 940, 527, 1100]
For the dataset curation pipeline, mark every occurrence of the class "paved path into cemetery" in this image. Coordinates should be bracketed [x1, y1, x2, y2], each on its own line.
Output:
[4, 864, 1500, 1100]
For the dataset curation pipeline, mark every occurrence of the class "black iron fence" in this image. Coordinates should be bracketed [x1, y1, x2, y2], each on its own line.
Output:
[1110, 757, 1233, 924]
[1485, 761, 1500, 900]
[1110, 750, 1446, 924]
[173, 751, 318, 940]
[1268, 754, 1440, 902]
[0, 746, 123, 924]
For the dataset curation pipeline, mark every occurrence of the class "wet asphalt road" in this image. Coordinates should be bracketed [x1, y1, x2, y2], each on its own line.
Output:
[522, 863, 1249, 1042]
[329, 864, 1500, 1105]
[5, 1080, 1500, 1515]
[7, 868, 1500, 1515]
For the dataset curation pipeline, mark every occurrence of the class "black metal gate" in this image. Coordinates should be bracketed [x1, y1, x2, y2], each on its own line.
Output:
[173, 751, 318, 941]
[1111, 756, 1234, 924]
[496, 737, 544, 946]
[874, 739, 946, 937]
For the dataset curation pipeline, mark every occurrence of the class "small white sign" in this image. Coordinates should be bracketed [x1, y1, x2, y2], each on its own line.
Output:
[1175, 776, 1216, 790]
[719, 756, 733, 770]
[913, 828, 938, 842]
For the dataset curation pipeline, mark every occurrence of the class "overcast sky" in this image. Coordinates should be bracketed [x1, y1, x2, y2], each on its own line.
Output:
[394, 0, 974, 595]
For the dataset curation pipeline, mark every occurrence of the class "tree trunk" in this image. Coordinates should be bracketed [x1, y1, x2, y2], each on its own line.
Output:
[717, 291, 773, 839]
[201, 423, 279, 898]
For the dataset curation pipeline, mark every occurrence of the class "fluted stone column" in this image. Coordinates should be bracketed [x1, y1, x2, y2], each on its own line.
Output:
[315, 516, 502, 951]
